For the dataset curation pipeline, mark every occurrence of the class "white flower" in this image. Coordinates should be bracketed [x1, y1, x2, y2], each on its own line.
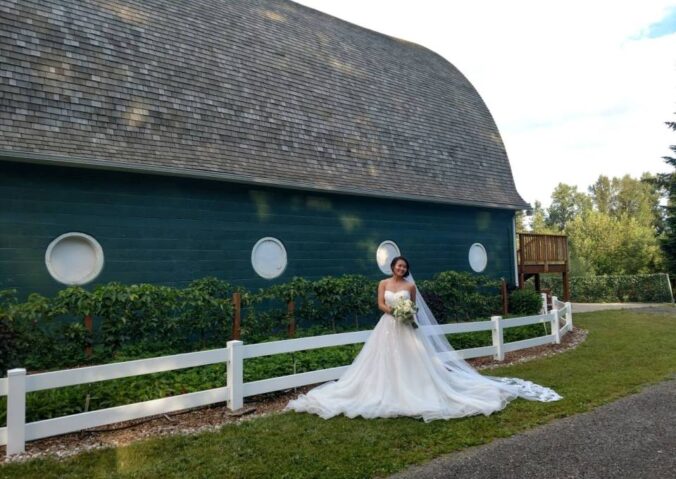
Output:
[392, 298, 418, 328]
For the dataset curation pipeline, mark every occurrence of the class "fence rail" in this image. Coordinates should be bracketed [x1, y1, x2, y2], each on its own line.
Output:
[2, 299, 573, 456]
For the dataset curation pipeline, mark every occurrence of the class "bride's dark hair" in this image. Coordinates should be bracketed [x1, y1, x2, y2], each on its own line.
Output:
[390, 256, 410, 277]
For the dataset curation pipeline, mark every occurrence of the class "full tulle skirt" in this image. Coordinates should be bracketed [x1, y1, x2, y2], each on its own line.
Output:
[285, 314, 560, 422]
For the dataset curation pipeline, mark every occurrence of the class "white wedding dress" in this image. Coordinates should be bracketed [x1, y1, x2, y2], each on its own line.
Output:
[286, 289, 561, 422]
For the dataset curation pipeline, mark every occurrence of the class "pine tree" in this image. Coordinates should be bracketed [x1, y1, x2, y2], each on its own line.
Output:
[655, 120, 676, 274]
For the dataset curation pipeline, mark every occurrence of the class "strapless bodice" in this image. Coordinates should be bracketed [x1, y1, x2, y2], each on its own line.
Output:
[384, 289, 410, 307]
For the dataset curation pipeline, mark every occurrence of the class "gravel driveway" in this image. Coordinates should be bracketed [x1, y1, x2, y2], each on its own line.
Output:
[571, 303, 675, 314]
[389, 379, 676, 479]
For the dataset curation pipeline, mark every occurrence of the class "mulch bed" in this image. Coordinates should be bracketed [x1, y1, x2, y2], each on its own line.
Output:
[0, 327, 587, 464]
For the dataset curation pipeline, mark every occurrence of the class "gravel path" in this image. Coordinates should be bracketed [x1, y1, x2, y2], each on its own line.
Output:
[571, 303, 675, 314]
[390, 379, 676, 479]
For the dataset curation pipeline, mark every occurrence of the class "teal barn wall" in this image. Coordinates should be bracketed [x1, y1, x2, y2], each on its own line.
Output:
[0, 161, 517, 297]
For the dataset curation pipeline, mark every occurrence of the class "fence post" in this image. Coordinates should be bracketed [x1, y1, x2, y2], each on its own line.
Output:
[500, 279, 509, 315]
[226, 340, 244, 411]
[551, 295, 562, 342]
[287, 300, 296, 338]
[565, 301, 573, 331]
[231, 292, 241, 340]
[550, 309, 561, 344]
[540, 292, 548, 314]
[7, 368, 26, 456]
[665, 273, 674, 303]
[84, 315, 93, 357]
[491, 316, 504, 361]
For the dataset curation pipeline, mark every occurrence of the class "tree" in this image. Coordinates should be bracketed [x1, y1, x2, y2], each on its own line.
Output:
[526, 173, 667, 276]
[546, 183, 592, 231]
[589, 174, 663, 230]
[615, 174, 661, 228]
[589, 175, 613, 214]
[653, 119, 676, 274]
[529, 200, 558, 234]
[566, 211, 663, 275]
[639, 172, 666, 233]
[514, 209, 526, 233]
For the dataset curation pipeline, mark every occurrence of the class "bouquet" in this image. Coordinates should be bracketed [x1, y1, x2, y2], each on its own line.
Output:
[392, 298, 419, 328]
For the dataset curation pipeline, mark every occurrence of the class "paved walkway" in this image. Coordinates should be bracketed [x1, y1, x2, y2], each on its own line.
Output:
[390, 380, 676, 479]
[571, 303, 675, 314]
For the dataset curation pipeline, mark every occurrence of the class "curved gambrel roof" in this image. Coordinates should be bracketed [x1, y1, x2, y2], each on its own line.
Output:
[0, 0, 528, 209]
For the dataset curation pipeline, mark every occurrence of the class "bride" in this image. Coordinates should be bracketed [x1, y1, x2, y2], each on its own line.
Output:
[286, 256, 561, 422]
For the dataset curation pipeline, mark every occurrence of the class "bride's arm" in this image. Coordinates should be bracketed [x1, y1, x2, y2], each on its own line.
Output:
[378, 281, 392, 314]
[409, 284, 416, 303]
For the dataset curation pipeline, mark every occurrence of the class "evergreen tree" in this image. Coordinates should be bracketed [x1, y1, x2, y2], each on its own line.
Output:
[654, 119, 676, 274]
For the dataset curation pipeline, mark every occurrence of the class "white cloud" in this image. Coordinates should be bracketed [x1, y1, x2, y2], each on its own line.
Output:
[294, 0, 676, 207]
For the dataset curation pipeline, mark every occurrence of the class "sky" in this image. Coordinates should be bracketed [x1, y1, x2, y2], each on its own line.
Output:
[294, 0, 676, 209]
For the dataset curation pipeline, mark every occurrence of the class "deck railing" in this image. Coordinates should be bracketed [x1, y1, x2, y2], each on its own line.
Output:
[1, 300, 573, 456]
[518, 233, 568, 266]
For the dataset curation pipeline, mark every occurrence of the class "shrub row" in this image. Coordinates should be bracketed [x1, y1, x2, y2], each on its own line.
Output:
[0, 323, 549, 426]
[0, 272, 543, 374]
[0, 272, 546, 427]
[0, 278, 236, 374]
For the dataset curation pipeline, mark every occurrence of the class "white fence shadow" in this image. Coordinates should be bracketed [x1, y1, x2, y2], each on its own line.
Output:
[1, 299, 573, 456]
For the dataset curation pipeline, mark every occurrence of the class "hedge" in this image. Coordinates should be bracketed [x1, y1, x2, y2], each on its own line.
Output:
[538, 273, 674, 303]
[0, 273, 545, 426]
[0, 272, 543, 375]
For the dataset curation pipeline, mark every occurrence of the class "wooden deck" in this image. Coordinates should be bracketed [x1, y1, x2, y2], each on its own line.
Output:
[518, 233, 570, 300]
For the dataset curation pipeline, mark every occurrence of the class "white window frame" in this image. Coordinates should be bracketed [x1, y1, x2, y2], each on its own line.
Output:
[45, 232, 105, 285]
[376, 240, 401, 275]
[251, 237, 288, 279]
[468, 242, 488, 273]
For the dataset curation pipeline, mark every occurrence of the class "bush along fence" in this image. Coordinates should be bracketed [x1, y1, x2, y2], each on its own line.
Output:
[0, 298, 573, 456]
[536, 273, 674, 303]
[0, 272, 541, 376]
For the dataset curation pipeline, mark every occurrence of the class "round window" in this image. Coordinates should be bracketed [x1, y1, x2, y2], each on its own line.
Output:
[45, 232, 105, 285]
[468, 243, 488, 272]
[251, 237, 287, 279]
[376, 240, 401, 275]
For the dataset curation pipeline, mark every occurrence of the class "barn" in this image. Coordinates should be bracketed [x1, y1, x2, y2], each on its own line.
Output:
[0, 0, 528, 296]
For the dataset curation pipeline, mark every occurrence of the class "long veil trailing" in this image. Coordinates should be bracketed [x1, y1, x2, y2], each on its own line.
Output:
[285, 273, 561, 422]
[406, 274, 562, 402]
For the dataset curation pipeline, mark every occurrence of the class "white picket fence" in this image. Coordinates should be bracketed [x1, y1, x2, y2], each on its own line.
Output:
[1, 299, 573, 456]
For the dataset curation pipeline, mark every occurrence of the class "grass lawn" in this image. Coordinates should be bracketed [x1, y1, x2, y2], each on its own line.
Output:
[2, 309, 674, 479]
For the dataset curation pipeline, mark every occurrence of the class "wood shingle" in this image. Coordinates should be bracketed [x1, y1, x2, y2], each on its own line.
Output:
[0, 0, 528, 209]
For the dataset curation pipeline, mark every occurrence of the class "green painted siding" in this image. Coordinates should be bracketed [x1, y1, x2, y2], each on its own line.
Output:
[0, 161, 517, 296]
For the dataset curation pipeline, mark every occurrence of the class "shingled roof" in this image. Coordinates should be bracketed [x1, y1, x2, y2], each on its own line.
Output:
[0, 0, 528, 209]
